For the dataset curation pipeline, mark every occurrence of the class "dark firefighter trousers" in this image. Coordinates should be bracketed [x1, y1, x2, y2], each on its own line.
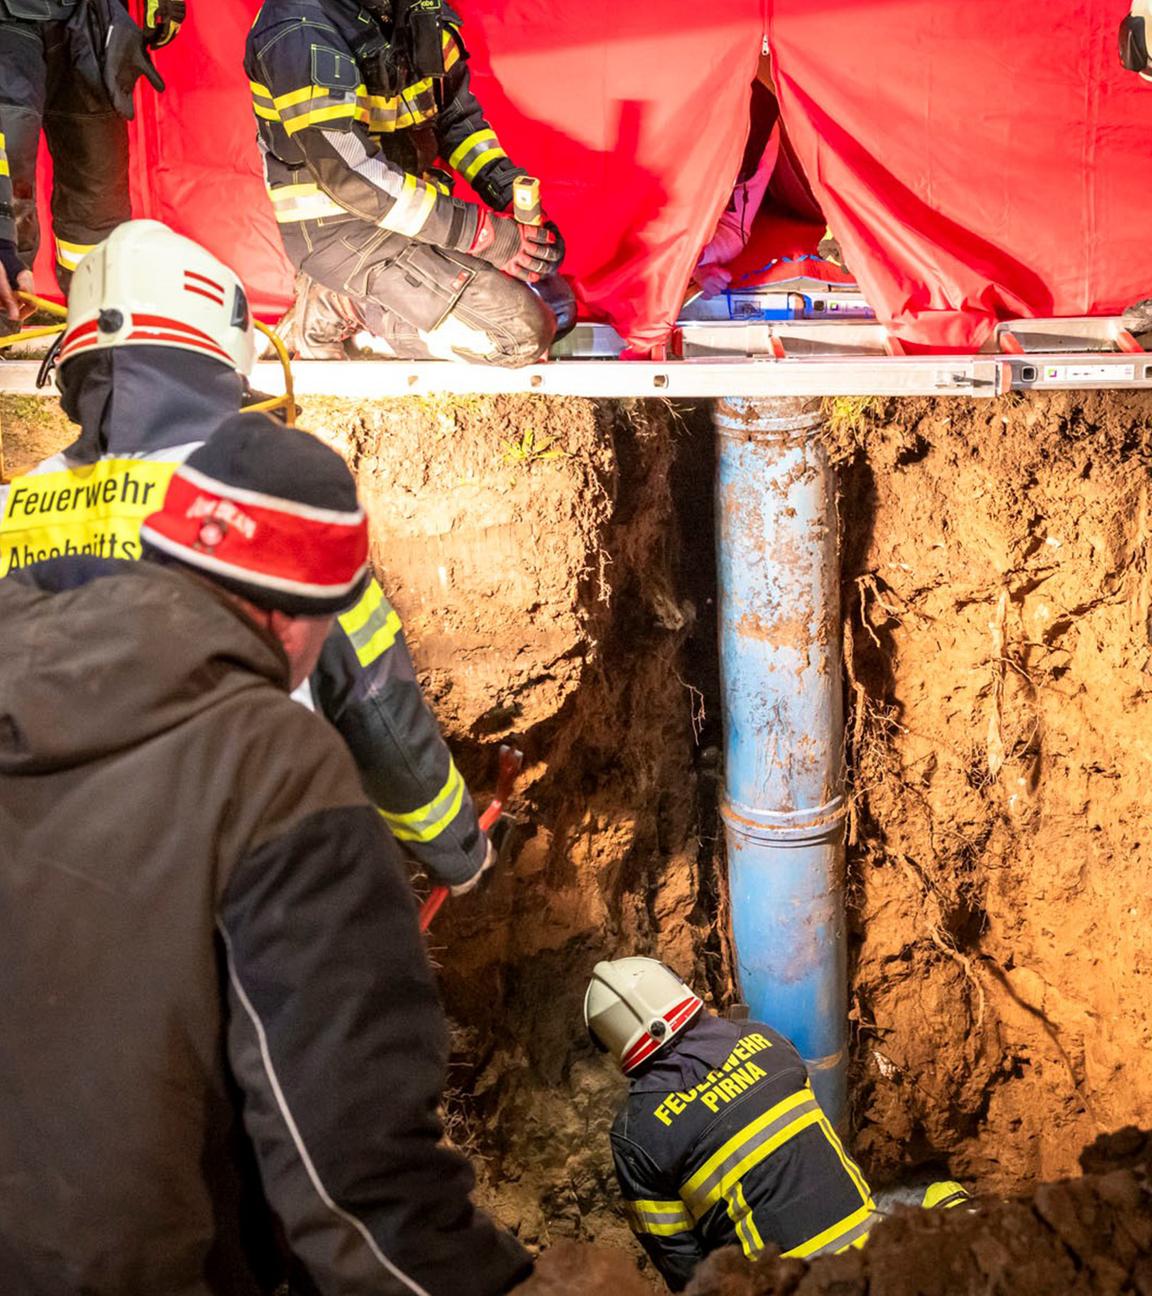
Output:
[282, 216, 556, 367]
[0, 16, 130, 287]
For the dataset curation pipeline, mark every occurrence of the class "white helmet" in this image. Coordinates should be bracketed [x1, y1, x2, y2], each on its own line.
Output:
[59, 220, 255, 376]
[584, 958, 703, 1074]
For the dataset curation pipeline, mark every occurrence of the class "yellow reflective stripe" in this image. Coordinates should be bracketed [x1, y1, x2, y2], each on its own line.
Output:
[448, 129, 497, 171]
[380, 761, 466, 844]
[681, 1087, 817, 1216]
[0, 159, 8, 178]
[273, 83, 335, 110]
[339, 582, 403, 665]
[729, 1182, 764, 1259]
[378, 173, 437, 237]
[352, 608, 401, 666]
[461, 146, 505, 181]
[269, 183, 347, 223]
[818, 1114, 872, 1206]
[284, 101, 362, 135]
[624, 1199, 693, 1237]
[783, 1201, 876, 1260]
[340, 580, 384, 635]
[56, 238, 96, 270]
[254, 103, 280, 121]
[362, 80, 438, 133]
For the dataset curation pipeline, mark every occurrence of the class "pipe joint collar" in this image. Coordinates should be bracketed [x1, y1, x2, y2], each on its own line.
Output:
[721, 794, 846, 847]
[714, 398, 825, 444]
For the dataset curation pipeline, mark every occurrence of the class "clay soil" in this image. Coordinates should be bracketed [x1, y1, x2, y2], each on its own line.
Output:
[833, 392, 1152, 1195]
[5, 386, 1152, 1290]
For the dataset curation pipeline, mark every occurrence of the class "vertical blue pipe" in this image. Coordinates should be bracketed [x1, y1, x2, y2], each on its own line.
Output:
[714, 396, 848, 1127]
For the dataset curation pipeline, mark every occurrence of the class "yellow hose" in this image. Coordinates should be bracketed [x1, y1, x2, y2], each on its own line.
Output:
[252, 320, 296, 426]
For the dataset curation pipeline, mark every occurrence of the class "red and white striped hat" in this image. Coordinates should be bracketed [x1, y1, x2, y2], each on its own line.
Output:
[140, 413, 369, 616]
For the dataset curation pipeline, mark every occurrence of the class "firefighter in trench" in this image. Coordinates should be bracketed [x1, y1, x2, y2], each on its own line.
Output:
[245, 0, 573, 365]
[0, 219, 497, 899]
[0, 0, 183, 299]
[0, 418, 535, 1294]
[586, 958, 971, 1291]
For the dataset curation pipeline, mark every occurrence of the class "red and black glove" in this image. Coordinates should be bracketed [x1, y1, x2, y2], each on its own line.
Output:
[144, 0, 185, 48]
[468, 210, 563, 283]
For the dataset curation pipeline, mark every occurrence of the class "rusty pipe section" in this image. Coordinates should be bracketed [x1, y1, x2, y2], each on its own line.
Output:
[714, 396, 847, 1126]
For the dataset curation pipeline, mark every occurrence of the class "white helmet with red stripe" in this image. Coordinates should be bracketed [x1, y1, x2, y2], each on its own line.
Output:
[584, 958, 704, 1074]
[59, 219, 255, 376]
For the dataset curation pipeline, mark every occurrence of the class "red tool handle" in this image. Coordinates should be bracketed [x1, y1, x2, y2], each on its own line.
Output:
[419, 745, 523, 932]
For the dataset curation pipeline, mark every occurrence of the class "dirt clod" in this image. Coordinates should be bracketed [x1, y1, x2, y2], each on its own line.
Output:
[514, 1241, 650, 1296]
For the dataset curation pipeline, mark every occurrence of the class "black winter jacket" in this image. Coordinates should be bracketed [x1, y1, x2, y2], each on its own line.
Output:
[0, 558, 531, 1295]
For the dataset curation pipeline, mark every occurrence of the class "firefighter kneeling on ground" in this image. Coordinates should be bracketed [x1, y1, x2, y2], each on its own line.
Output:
[0, 218, 498, 899]
[246, 0, 574, 366]
[585, 958, 971, 1291]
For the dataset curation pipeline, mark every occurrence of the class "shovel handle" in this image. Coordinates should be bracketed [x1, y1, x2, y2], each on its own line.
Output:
[419, 745, 523, 932]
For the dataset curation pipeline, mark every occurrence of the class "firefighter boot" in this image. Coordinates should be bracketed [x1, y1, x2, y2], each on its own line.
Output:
[276, 272, 365, 360]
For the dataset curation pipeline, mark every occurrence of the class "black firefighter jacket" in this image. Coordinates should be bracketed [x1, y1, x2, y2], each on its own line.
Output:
[0, 557, 531, 1296]
[610, 1015, 877, 1291]
[246, 0, 523, 248]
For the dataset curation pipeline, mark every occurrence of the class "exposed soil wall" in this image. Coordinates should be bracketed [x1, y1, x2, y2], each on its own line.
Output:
[833, 391, 1152, 1194]
[297, 394, 726, 1263]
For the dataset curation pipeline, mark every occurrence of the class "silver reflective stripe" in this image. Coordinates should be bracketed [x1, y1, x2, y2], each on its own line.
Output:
[279, 92, 358, 124]
[321, 128, 408, 202]
[624, 1199, 694, 1236]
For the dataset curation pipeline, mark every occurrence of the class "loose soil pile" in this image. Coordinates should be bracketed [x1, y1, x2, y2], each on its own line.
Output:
[682, 1127, 1152, 1296]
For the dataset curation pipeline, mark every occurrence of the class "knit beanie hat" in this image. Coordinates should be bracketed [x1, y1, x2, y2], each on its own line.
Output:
[140, 412, 370, 616]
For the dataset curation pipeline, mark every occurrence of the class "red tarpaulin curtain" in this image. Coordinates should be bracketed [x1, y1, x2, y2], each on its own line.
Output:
[32, 0, 1152, 352]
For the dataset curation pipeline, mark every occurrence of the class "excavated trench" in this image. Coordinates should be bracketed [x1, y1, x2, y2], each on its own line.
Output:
[4, 386, 1152, 1290]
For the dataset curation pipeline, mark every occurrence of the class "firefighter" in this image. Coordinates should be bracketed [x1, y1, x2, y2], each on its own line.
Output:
[585, 958, 970, 1290]
[0, 417, 533, 1294]
[0, 0, 182, 292]
[0, 126, 34, 322]
[0, 219, 495, 897]
[245, 0, 572, 366]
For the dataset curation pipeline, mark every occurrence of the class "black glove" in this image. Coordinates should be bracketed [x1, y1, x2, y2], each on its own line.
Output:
[103, 5, 165, 119]
[542, 219, 566, 268]
[145, 0, 186, 49]
[467, 210, 562, 283]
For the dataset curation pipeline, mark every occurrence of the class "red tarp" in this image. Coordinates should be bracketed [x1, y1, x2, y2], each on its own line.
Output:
[34, 0, 1152, 352]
